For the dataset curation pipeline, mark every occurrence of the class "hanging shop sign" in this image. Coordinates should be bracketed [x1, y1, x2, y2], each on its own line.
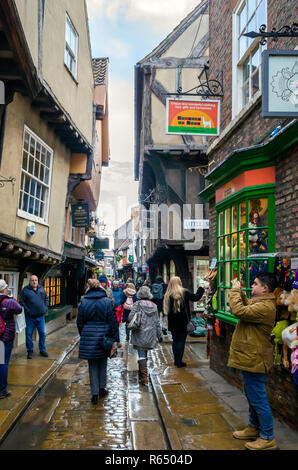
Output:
[71, 203, 90, 228]
[184, 219, 209, 230]
[262, 49, 298, 117]
[94, 250, 104, 260]
[93, 237, 109, 250]
[166, 98, 220, 136]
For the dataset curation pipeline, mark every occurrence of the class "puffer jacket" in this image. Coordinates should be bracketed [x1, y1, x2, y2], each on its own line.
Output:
[77, 288, 119, 360]
[227, 289, 276, 373]
[0, 294, 22, 343]
[128, 300, 162, 350]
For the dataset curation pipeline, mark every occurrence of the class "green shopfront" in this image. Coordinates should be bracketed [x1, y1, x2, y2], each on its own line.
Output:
[200, 121, 298, 429]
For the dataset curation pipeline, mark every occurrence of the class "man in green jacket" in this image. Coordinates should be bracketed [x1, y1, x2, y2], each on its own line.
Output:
[228, 272, 277, 450]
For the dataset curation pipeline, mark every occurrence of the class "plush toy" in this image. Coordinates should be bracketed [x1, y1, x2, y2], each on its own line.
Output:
[271, 320, 289, 365]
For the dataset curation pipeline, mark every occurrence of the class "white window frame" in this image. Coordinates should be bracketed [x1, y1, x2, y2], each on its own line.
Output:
[0, 271, 19, 298]
[18, 126, 53, 225]
[65, 14, 78, 79]
[232, 0, 267, 118]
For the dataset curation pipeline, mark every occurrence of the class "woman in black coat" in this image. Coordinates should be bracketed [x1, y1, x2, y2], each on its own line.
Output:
[77, 279, 119, 404]
[163, 276, 204, 368]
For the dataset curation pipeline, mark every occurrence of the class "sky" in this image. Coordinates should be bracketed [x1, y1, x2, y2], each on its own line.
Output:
[86, 0, 200, 242]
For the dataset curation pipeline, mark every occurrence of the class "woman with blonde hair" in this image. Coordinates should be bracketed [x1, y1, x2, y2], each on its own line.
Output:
[163, 276, 204, 368]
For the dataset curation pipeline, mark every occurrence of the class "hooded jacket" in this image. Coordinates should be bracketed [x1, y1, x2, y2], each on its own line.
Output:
[227, 289, 276, 373]
[0, 294, 22, 342]
[77, 288, 119, 360]
[19, 284, 49, 317]
[128, 300, 162, 350]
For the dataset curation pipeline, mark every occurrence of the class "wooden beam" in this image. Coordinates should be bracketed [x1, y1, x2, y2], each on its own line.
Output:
[4, 243, 13, 252]
[140, 57, 208, 69]
[22, 250, 32, 258]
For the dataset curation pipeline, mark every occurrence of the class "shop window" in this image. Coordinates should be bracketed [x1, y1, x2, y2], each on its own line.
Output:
[170, 260, 176, 278]
[44, 277, 62, 307]
[0, 272, 19, 298]
[216, 193, 274, 319]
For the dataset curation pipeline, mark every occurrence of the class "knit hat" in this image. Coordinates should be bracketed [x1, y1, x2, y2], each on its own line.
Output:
[98, 275, 108, 283]
[137, 286, 153, 300]
[0, 279, 8, 292]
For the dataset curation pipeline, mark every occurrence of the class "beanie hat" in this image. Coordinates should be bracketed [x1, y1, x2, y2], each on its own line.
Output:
[98, 275, 108, 283]
[0, 279, 8, 292]
[137, 286, 153, 300]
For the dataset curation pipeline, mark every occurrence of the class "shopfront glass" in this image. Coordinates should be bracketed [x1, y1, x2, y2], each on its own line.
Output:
[216, 192, 274, 319]
[194, 258, 209, 310]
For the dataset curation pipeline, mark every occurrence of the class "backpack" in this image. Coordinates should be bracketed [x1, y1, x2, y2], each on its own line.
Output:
[151, 283, 164, 300]
[0, 296, 9, 337]
[124, 296, 133, 310]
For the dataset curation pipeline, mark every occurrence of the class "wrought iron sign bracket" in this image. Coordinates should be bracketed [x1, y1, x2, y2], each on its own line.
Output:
[243, 23, 298, 47]
[166, 64, 224, 99]
[0, 175, 15, 188]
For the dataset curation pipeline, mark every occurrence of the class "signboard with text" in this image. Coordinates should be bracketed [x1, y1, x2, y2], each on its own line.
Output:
[166, 98, 220, 136]
[71, 203, 89, 228]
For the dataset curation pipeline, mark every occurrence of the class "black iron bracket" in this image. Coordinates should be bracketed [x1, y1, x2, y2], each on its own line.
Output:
[0, 175, 15, 188]
[243, 23, 298, 46]
[166, 65, 224, 99]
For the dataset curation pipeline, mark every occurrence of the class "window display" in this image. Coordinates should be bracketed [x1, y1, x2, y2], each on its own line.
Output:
[217, 195, 274, 316]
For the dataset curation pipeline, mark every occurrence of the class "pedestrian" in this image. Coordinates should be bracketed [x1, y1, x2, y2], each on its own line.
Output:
[151, 275, 167, 335]
[163, 276, 204, 368]
[112, 281, 123, 308]
[135, 278, 143, 291]
[77, 279, 119, 405]
[128, 286, 162, 385]
[0, 279, 22, 399]
[143, 279, 151, 288]
[228, 273, 277, 450]
[19, 274, 49, 359]
[98, 275, 114, 306]
[121, 282, 137, 341]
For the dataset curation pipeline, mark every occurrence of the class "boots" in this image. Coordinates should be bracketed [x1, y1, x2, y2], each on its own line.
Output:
[138, 359, 148, 385]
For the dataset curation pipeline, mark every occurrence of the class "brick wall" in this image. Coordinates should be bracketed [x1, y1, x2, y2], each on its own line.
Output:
[210, 327, 298, 431]
[208, 0, 298, 168]
[207, 0, 298, 431]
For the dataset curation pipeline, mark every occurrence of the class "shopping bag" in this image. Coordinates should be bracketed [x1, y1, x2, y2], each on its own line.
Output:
[15, 309, 26, 334]
[0, 340, 4, 365]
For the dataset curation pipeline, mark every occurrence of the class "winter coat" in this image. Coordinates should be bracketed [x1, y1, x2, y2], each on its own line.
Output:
[77, 288, 119, 360]
[166, 287, 204, 334]
[19, 284, 49, 317]
[227, 289, 276, 373]
[128, 300, 162, 350]
[112, 288, 123, 307]
[121, 289, 137, 322]
[0, 294, 22, 343]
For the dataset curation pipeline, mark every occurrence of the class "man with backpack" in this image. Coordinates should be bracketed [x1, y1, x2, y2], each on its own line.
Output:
[151, 276, 168, 335]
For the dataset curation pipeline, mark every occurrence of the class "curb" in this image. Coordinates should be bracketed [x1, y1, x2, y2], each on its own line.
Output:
[0, 335, 80, 444]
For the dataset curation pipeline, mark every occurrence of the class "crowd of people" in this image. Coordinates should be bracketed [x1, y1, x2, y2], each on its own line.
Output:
[0, 268, 280, 449]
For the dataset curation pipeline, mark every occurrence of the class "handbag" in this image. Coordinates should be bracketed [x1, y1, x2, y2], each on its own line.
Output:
[15, 309, 26, 334]
[186, 319, 196, 333]
[127, 306, 142, 331]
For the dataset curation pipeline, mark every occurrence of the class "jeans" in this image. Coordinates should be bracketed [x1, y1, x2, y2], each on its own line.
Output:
[171, 331, 187, 365]
[241, 370, 274, 440]
[88, 358, 107, 395]
[137, 350, 148, 360]
[0, 340, 14, 393]
[25, 316, 47, 353]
